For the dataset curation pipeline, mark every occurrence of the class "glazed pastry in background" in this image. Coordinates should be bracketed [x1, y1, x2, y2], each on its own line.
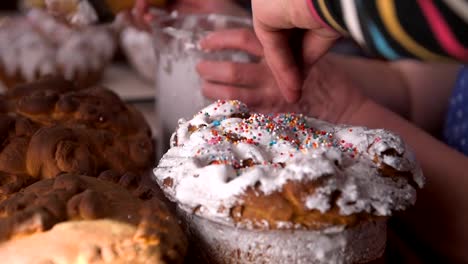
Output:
[120, 25, 156, 82]
[0, 9, 116, 89]
[21, 0, 167, 24]
[0, 174, 187, 263]
[154, 100, 425, 263]
[0, 77, 154, 201]
[119, 0, 249, 83]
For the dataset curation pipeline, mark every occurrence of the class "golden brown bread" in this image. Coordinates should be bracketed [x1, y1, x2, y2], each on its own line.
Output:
[0, 77, 154, 201]
[0, 172, 35, 203]
[0, 65, 104, 91]
[225, 160, 414, 230]
[0, 174, 187, 263]
[0, 220, 180, 264]
[229, 180, 383, 230]
[0, 114, 41, 201]
[0, 78, 185, 263]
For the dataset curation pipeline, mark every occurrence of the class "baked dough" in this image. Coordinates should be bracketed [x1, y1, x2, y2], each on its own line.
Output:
[0, 174, 187, 263]
[154, 100, 424, 263]
[0, 77, 154, 202]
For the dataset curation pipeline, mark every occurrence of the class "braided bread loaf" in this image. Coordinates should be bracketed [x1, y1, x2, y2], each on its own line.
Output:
[0, 174, 187, 263]
[0, 78, 187, 263]
[0, 77, 154, 202]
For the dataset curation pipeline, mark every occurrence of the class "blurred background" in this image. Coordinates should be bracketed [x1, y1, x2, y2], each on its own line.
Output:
[0, 2, 17, 10]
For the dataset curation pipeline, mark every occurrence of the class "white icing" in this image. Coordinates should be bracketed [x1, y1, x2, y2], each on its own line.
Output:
[57, 27, 115, 79]
[154, 100, 425, 226]
[0, 18, 56, 81]
[69, 0, 98, 26]
[0, 10, 115, 83]
[27, 9, 74, 43]
[42, 0, 98, 26]
[120, 27, 156, 81]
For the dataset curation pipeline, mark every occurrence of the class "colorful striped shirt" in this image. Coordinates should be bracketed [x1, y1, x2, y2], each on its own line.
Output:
[308, 0, 468, 62]
[444, 66, 468, 155]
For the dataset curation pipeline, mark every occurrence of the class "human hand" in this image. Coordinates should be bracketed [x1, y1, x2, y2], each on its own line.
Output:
[123, 0, 247, 31]
[251, 0, 340, 103]
[198, 28, 366, 124]
[168, 0, 248, 17]
[198, 28, 282, 113]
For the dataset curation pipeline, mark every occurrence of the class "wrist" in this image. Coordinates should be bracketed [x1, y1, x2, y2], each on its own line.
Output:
[346, 99, 386, 128]
[289, 0, 322, 29]
[305, 0, 336, 32]
[335, 95, 370, 125]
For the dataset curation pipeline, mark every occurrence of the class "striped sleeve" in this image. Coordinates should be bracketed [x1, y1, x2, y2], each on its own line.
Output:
[307, 0, 468, 62]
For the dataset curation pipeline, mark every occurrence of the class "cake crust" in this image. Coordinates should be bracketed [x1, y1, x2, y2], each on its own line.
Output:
[154, 100, 424, 229]
[154, 100, 424, 263]
[0, 174, 187, 263]
[0, 77, 154, 202]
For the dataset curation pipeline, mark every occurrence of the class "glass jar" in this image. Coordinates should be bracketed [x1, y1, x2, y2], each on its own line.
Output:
[153, 13, 254, 153]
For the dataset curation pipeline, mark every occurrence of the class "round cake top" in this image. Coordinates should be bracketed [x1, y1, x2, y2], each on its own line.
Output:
[0, 9, 116, 83]
[154, 100, 424, 229]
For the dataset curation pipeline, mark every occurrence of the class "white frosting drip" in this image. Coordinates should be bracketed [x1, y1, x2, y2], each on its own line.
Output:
[69, 0, 98, 26]
[27, 9, 74, 43]
[0, 19, 56, 81]
[120, 27, 156, 81]
[57, 27, 115, 79]
[42, 0, 98, 26]
[0, 10, 115, 83]
[154, 100, 424, 226]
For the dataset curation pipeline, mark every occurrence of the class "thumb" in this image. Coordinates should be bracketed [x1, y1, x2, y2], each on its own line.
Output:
[256, 26, 303, 103]
[302, 31, 339, 67]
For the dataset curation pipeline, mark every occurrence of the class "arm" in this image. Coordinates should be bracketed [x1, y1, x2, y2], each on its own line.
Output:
[251, 0, 467, 102]
[198, 29, 459, 135]
[167, 0, 248, 16]
[390, 61, 460, 135]
[310, 0, 468, 61]
[347, 99, 468, 262]
[329, 54, 460, 134]
[200, 28, 468, 261]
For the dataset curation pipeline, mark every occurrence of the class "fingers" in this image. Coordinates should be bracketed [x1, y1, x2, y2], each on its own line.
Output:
[250, 0, 341, 103]
[197, 59, 277, 107]
[197, 61, 265, 87]
[201, 82, 263, 105]
[254, 22, 303, 103]
[135, 0, 150, 14]
[301, 31, 339, 67]
[200, 29, 264, 57]
[127, 0, 153, 31]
